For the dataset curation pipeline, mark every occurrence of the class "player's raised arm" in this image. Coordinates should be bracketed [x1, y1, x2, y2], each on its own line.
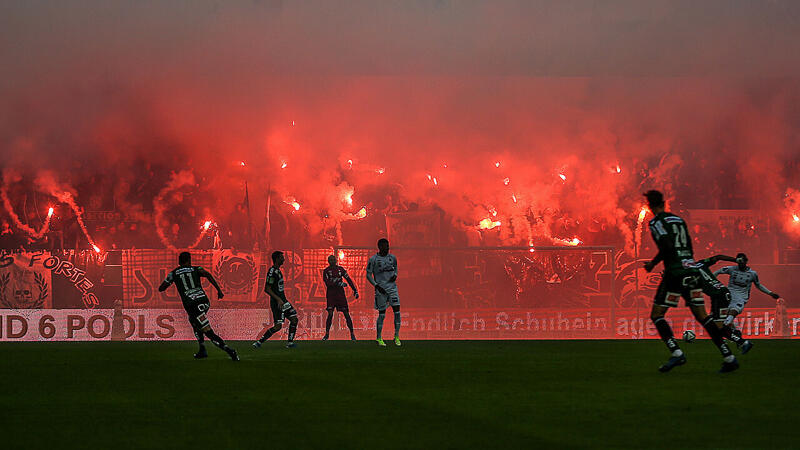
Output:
[709, 254, 737, 265]
[158, 272, 174, 292]
[753, 272, 780, 299]
[713, 265, 733, 277]
[198, 267, 224, 299]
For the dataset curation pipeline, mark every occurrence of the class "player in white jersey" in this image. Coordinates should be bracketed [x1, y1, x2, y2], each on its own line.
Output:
[366, 238, 401, 347]
[714, 253, 780, 338]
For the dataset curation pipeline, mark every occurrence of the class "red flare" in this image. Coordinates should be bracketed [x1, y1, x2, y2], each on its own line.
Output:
[92, 245, 102, 253]
[553, 237, 582, 246]
[280, 161, 288, 169]
[47, 207, 54, 217]
[494, 161, 501, 168]
[559, 173, 567, 181]
[337, 250, 345, 260]
[793, 214, 800, 223]
[503, 177, 510, 186]
[355, 207, 367, 218]
[478, 218, 502, 230]
[638, 207, 648, 223]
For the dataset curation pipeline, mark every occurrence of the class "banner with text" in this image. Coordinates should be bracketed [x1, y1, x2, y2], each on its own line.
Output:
[1, 307, 797, 341]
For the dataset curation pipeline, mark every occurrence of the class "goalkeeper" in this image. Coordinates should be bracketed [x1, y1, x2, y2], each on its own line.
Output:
[321, 254, 359, 341]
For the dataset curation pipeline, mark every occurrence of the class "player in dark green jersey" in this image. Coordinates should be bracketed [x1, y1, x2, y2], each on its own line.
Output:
[642, 190, 738, 373]
[159, 252, 239, 361]
[253, 250, 299, 348]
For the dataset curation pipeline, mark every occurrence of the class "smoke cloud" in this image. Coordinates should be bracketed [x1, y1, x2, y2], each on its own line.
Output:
[2, 0, 800, 251]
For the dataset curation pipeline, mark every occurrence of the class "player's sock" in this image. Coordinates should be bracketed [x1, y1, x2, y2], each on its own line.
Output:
[393, 310, 401, 337]
[343, 312, 355, 336]
[194, 329, 205, 351]
[204, 329, 230, 351]
[288, 321, 297, 342]
[376, 311, 386, 339]
[701, 316, 734, 361]
[723, 315, 735, 326]
[324, 311, 334, 337]
[653, 317, 682, 356]
[259, 326, 278, 343]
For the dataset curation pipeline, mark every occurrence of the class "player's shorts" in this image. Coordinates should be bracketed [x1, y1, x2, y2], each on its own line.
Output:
[326, 294, 349, 312]
[698, 274, 732, 322]
[727, 297, 748, 316]
[270, 297, 298, 325]
[653, 269, 703, 308]
[707, 286, 732, 322]
[184, 298, 211, 330]
[375, 287, 400, 311]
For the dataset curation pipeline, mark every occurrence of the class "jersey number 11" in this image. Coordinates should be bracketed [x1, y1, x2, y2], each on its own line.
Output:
[180, 273, 197, 290]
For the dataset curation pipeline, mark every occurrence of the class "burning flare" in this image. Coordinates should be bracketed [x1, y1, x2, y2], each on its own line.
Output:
[478, 218, 502, 230]
[552, 237, 582, 246]
[638, 207, 648, 223]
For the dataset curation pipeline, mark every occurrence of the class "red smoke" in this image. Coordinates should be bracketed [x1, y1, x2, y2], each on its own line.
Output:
[2, 2, 800, 252]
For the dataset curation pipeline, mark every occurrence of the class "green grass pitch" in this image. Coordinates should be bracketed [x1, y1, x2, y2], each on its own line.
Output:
[1, 340, 797, 449]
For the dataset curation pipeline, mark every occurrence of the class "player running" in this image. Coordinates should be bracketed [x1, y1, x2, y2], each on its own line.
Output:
[253, 251, 299, 349]
[158, 251, 239, 361]
[714, 253, 780, 344]
[366, 238, 401, 347]
[642, 190, 738, 373]
[694, 254, 753, 353]
[322, 254, 359, 341]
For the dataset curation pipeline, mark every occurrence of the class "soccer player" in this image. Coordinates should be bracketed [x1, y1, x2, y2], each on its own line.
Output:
[642, 190, 738, 373]
[366, 238, 401, 347]
[714, 253, 780, 344]
[694, 254, 753, 352]
[322, 254, 359, 341]
[158, 251, 239, 361]
[253, 251, 299, 348]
